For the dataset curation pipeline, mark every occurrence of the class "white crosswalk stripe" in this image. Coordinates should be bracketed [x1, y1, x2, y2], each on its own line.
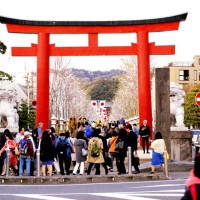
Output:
[13, 194, 75, 200]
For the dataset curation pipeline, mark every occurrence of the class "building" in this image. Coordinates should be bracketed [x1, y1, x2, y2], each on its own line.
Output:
[169, 55, 200, 91]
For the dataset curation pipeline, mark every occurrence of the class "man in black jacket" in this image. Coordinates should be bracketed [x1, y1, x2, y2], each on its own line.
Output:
[126, 124, 140, 174]
[139, 120, 150, 154]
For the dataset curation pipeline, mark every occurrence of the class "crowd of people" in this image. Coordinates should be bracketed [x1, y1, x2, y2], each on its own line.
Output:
[0, 116, 168, 177]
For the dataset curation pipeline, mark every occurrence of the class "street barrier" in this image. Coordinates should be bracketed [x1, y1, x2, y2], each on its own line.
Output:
[164, 151, 169, 178]
[127, 147, 132, 175]
[36, 149, 40, 177]
[6, 149, 10, 177]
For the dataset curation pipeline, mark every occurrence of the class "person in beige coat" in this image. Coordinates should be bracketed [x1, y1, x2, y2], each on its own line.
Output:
[87, 129, 104, 175]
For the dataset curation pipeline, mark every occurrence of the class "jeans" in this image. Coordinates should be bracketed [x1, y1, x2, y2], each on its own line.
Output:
[19, 155, 31, 176]
[110, 152, 117, 169]
[142, 137, 149, 153]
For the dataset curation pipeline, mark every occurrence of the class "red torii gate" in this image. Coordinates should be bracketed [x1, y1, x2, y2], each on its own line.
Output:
[0, 13, 187, 132]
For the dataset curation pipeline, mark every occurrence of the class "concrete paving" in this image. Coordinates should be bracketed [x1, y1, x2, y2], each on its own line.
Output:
[0, 149, 193, 185]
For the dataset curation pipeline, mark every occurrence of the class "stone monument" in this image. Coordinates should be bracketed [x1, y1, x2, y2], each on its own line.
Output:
[0, 78, 19, 132]
[170, 82, 192, 161]
[155, 69, 192, 162]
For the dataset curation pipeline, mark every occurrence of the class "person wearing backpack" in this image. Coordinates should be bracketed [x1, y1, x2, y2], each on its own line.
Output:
[87, 129, 105, 175]
[115, 128, 127, 175]
[182, 152, 200, 200]
[56, 132, 72, 175]
[19, 131, 34, 176]
[73, 131, 88, 175]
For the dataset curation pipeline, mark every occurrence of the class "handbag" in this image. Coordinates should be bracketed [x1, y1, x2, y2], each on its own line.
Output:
[164, 151, 169, 159]
[132, 154, 140, 166]
[53, 158, 60, 173]
[82, 148, 88, 156]
[71, 145, 75, 153]
[115, 141, 124, 150]
[11, 147, 20, 156]
[14, 147, 20, 156]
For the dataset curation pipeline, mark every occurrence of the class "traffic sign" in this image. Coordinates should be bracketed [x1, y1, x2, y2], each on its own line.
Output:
[195, 92, 200, 106]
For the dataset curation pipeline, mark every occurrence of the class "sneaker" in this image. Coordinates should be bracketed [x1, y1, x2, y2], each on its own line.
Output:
[147, 152, 150, 154]
[133, 171, 140, 174]
[150, 171, 154, 174]
[108, 168, 114, 172]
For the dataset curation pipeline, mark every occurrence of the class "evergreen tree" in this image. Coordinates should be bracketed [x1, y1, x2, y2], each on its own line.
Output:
[88, 78, 119, 101]
[17, 102, 36, 130]
[0, 71, 12, 80]
[184, 85, 200, 128]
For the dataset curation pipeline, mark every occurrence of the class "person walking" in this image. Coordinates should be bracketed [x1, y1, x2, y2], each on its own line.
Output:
[73, 131, 88, 175]
[40, 130, 55, 176]
[182, 152, 200, 200]
[87, 129, 105, 175]
[139, 120, 151, 154]
[150, 132, 165, 174]
[126, 124, 140, 174]
[19, 131, 34, 176]
[115, 128, 127, 175]
[68, 115, 78, 137]
[108, 130, 118, 172]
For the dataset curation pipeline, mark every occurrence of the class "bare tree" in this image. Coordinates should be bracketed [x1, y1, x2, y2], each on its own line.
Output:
[110, 56, 155, 121]
[50, 57, 97, 121]
[110, 56, 138, 121]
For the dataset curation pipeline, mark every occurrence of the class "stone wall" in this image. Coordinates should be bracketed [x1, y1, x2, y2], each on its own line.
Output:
[171, 131, 193, 161]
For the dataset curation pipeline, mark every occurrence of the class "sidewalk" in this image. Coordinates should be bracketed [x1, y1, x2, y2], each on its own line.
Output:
[0, 150, 193, 185]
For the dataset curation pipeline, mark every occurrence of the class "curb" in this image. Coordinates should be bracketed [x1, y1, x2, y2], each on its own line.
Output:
[0, 174, 170, 185]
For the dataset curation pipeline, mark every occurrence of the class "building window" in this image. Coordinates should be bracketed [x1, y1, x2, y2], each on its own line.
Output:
[194, 70, 197, 81]
[199, 71, 200, 81]
[179, 70, 189, 81]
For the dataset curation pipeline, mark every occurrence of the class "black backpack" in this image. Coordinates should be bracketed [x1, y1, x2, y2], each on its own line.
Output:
[56, 138, 67, 154]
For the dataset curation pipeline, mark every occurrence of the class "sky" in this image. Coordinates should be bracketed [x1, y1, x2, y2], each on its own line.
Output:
[0, 0, 199, 84]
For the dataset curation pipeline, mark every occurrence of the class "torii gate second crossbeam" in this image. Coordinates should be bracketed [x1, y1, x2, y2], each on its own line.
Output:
[0, 13, 187, 133]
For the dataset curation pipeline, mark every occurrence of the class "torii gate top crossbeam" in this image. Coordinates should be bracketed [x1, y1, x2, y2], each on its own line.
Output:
[0, 13, 187, 34]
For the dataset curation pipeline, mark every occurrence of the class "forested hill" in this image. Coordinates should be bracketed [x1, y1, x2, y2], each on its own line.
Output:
[71, 68, 125, 81]
[71, 68, 125, 101]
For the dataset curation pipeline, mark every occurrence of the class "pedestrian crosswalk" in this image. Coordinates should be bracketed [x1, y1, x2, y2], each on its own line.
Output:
[8, 189, 185, 200]
[0, 180, 186, 200]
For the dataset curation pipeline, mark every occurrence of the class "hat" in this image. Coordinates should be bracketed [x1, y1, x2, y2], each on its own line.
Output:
[24, 131, 32, 136]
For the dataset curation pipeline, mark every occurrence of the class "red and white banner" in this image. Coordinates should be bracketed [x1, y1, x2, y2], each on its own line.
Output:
[99, 100, 106, 108]
[91, 100, 97, 108]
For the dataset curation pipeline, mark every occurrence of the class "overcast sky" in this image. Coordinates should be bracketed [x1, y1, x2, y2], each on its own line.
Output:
[0, 0, 199, 84]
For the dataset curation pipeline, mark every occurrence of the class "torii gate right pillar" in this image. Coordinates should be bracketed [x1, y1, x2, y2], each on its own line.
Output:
[137, 31, 152, 133]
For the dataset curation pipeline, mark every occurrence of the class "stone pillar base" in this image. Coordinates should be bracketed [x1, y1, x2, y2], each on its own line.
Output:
[171, 131, 192, 161]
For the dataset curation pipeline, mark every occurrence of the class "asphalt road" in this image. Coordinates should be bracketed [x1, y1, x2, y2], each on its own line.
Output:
[0, 179, 186, 200]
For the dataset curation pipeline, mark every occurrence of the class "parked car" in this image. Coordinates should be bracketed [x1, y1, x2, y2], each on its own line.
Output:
[191, 129, 200, 144]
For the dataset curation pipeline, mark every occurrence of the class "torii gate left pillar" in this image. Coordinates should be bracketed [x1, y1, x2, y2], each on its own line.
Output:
[37, 33, 50, 128]
[0, 13, 187, 131]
